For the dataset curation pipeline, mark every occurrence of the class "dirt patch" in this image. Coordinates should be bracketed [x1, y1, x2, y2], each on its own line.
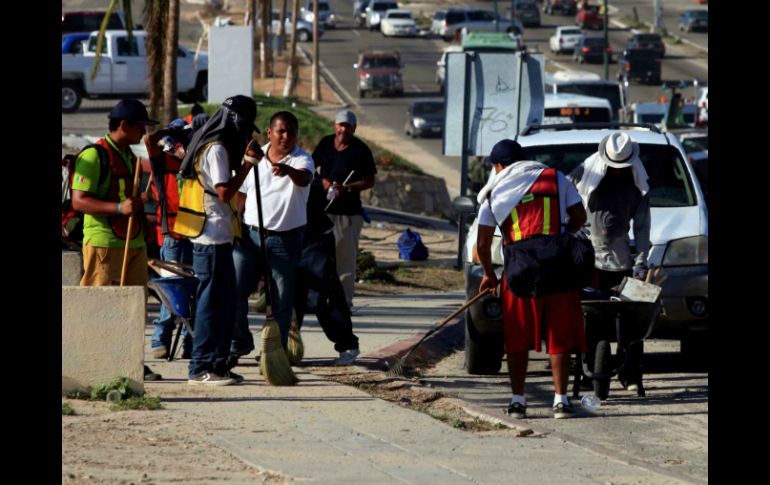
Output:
[307, 367, 507, 433]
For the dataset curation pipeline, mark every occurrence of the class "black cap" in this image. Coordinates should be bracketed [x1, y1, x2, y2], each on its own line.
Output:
[483, 139, 524, 168]
[221, 95, 260, 133]
[108, 99, 159, 125]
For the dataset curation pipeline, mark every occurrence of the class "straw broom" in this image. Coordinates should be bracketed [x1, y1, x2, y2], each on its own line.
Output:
[250, 148, 298, 386]
[287, 310, 304, 366]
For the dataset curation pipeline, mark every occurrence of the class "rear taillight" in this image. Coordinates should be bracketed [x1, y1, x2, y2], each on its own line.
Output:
[625, 63, 631, 71]
[607, 47, 612, 53]
[582, 47, 590, 53]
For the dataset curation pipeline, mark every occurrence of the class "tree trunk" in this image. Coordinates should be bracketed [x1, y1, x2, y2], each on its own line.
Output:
[260, 0, 271, 78]
[163, 0, 180, 123]
[277, 0, 287, 55]
[283, 0, 300, 96]
[145, 0, 168, 125]
[311, 0, 319, 101]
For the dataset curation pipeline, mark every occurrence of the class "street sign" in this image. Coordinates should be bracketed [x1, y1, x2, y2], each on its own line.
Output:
[443, 51, 545, 157]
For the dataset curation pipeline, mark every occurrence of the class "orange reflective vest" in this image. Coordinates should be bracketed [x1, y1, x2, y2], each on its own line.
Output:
[501, 168, 560, 245]
[151, 153, 183, 243]
[95, 138, 142, 240]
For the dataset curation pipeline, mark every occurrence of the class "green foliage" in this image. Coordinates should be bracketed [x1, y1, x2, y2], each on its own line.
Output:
[62, 402, 76, 416]
[66, 390, 89, 400]
[110, 396, 164, 412]
[90, 377, 140, 401]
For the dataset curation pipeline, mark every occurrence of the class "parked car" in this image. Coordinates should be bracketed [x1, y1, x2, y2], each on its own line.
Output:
[353, 0, 371, 28]
[631, 102, 699, 128]
[549, 25, 583, 54]
[511, 0, 541, 27]
[62, 10, 127, 34]
[354, 50, 404, 97]
[404, 100, 444, 138]
[573, 36, 612, 64]
[676, 130, 708, 205]
[546, 70, 629, 122]
[62, 33, 90, 55]
[576, 4, 604, 29]
[300, 0, 336, 29]
[454, 124, 708, 374]
[366, 0, 399, 31]
[62, 30, 208, 112]
[617, 48, 662, 85]
[543, 93, 613, 124]
[430, 10, 447, 36]
[678, 10, 708, 32]
[380, 9, 418, 37]
[625, 32, 665, 58]
[543, 0, 577, 16]
[434, 8, 524, 42]
[266, 10, 323, 42]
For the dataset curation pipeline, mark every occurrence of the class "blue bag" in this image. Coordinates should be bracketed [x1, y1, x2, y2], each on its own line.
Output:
[397, 228, 429, 261]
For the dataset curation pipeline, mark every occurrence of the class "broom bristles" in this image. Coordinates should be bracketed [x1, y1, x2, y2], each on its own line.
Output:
[260, 309, 299, 386]
[287, 311, 304, 366]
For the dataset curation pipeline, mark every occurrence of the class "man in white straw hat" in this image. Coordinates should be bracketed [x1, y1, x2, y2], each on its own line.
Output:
[569, 131, 651, 393]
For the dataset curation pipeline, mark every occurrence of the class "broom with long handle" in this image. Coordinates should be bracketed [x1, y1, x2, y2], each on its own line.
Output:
[388, 288, 493, 376]
[120, 158, 143, 286]
[252, 144, 299, 385]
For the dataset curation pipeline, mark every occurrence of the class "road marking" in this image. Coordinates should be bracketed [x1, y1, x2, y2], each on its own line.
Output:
[410, 84, 422, 93]
[352, 29, 360, 37]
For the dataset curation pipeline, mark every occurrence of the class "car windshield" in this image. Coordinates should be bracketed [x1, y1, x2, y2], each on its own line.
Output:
[690, 11, 708, 19]
[363, 56, 399, 68]
[522, 143, 697, 207]
[556, 84, 621, 116]
[413, 102, 443, 116]
[388, 12, 411, 19]
[318, 2, 330, 11]
[583, 38, 605, 46]
[681, 136, 708, 153]
[635, 34, 661, 42]
[375, 2, 399, 11]
[562, 28, 582, 36]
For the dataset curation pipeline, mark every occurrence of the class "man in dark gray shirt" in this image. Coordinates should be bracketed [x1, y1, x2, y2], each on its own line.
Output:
[569, 131, 651, 392]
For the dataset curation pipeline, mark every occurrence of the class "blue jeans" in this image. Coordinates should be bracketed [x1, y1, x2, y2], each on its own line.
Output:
[188, 243, 236, 377]
[232, 225, 303, 352]
[151, 237, 194, 354]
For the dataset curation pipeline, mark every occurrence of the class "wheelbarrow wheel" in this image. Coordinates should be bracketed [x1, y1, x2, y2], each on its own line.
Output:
[593, 340, 611, 400]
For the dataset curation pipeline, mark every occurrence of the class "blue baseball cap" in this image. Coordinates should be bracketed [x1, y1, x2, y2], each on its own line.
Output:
[108, 99, 159, 125]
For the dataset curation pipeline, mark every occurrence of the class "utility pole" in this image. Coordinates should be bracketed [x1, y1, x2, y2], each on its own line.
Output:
[654, 0, 663, 33]
[311, 0, 320, 100]
[602, 0, 609, 80]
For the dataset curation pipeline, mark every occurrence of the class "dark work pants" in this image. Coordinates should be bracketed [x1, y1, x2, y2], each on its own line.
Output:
[294, 232, 359, 353]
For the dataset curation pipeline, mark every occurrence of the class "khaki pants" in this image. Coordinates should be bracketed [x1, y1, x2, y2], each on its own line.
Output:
[330, 214, 364, 307]
[80, 242, 148, 287]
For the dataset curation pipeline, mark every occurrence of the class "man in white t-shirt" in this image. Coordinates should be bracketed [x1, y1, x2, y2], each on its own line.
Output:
[176, 95, 262, 386]
[230, 111, 314, 364]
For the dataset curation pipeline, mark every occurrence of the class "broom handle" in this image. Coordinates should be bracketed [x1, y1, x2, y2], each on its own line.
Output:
[434, 288, 492, 329]
[120, 159, 143, 286]
[324, 170, 355, 211]
[252, 159, 274, 315]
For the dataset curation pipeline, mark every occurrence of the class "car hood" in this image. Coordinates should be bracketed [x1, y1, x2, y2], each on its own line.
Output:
[360, 67, 400, 76]
[413, 113, 443, 122]
[383, 19, 416, 27]
[649, 206, 706, 245]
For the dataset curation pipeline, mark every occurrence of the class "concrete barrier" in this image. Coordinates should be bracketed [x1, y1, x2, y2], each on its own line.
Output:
[62, 251, 82, 286]
[62, 286, 146, 395]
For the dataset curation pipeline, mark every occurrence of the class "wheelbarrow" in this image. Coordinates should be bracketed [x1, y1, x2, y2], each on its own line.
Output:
[572, 278, 662, 400]
[146, 275, 199, 361]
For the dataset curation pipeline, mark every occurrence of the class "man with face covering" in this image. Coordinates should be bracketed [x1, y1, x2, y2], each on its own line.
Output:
[568, 131, 651, 393]
[174, 95, 263, 386]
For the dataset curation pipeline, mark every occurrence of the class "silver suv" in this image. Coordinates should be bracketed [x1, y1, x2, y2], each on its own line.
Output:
[366, 0, 399, 31]
[435, 8, 524, 42]
[454, 124, 708, 374]
[300, 0, 336, 29]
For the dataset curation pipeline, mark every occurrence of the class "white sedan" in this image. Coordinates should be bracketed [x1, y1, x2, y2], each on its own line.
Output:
[549, 25, 583, 54]
[380, 9, 418, 37]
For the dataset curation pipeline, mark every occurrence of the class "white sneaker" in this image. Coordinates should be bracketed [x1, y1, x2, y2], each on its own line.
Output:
[335, 348, 360, 365]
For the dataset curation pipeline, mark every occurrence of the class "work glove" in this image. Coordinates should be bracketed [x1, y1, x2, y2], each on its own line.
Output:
[243, 139, 264, 166]
[632, 263, 648, 280]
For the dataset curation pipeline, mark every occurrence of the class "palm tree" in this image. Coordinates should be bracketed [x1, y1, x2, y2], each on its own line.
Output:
[283, 0, 300, 96]
[277, 0, 288, 55]
[144, 0, 168, 123]
[90, 0, 136, 82]
[163, 0, 180, 123]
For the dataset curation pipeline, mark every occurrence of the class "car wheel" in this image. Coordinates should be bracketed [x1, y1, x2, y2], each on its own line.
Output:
[464, 308, 504, 375]
[62, 82, 82, 113]
[297, 29, 311, 42]
[592, 340, 611, 400]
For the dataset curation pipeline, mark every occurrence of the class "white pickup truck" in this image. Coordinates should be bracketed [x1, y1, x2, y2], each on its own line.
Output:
[61, 30, 208, 113]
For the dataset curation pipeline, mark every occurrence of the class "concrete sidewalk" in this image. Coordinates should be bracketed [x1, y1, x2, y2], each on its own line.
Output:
[98, 292, 687, 484]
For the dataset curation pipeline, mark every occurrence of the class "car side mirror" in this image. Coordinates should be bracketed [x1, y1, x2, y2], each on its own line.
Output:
[452, 196, 477, 215]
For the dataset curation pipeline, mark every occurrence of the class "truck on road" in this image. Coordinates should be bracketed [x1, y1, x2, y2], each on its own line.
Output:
[62, 30, 208, 113]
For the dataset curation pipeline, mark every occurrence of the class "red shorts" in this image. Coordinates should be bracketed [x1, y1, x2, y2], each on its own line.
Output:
[500, 276, 587, 355]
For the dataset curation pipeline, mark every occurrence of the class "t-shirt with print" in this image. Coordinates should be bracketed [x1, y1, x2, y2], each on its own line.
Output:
[191, 144, 236, 246]
[312, 135, 377, 216]
[70, 135, 145, 249]
[239, 143, 315, 232]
